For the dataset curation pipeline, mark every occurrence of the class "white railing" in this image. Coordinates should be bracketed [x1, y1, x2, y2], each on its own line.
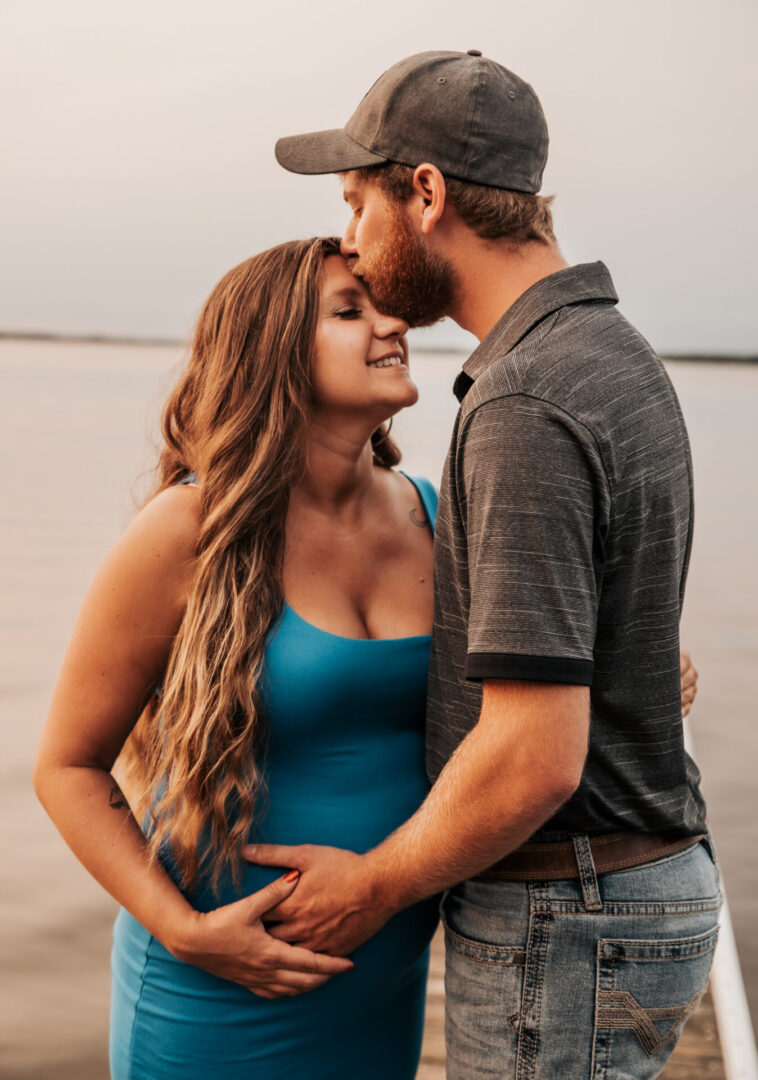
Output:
[711, 897, 758, 1080]
[684, 721, 758, 1079]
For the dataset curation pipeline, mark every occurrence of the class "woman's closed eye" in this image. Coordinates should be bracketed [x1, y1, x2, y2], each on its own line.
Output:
[334, 307, 362, 319]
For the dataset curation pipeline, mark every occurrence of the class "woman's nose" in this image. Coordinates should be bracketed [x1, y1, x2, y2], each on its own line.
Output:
[374, 313, 409, 339]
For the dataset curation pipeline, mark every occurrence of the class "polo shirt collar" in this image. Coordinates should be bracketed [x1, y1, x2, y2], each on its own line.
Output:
[455, 262, 618, 401]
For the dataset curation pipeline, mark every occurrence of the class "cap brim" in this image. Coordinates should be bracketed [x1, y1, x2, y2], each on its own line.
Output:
[275, 128, 388, 175]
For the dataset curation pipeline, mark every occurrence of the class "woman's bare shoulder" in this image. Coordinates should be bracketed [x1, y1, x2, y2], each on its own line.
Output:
[101, 484, 202, 606]
[131, 483, 202, 561]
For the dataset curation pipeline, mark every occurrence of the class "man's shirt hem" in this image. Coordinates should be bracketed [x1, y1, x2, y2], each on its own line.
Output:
[465, 652, 595, 684]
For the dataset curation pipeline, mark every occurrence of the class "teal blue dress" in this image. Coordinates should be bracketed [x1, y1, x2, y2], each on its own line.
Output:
[110, 475, 440, 1080]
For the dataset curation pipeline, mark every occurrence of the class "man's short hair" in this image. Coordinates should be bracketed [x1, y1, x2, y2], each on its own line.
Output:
[356, 163, 555, 246]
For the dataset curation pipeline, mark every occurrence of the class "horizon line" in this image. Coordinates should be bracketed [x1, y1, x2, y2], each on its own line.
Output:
[1, 330, 756, 364]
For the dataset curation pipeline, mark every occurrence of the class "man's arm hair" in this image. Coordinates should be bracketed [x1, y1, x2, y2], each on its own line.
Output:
[366, 679, 589, 908]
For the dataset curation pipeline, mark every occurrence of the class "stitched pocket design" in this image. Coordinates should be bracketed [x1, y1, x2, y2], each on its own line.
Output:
[591, 926, 719, 1077]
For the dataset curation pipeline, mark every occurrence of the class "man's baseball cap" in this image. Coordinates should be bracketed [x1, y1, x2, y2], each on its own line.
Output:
[275, 50, 548, 194]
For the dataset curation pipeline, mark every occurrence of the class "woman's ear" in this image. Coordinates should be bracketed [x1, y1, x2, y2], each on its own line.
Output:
[412, 163, 447, 236]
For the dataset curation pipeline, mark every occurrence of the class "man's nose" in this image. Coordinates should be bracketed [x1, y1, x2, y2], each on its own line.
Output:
[340, 224, 357, 257]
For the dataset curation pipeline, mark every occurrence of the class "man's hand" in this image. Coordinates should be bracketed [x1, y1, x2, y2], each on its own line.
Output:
[242, 843, 396, 956]
[680, 649, 699, 718]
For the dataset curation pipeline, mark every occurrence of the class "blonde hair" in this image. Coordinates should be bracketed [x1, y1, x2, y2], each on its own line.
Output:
[119, 238, 400, 894]
[357, 163, 555, 245]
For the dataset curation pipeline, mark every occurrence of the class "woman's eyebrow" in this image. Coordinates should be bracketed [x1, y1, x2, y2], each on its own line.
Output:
[323, 286, 364, 304]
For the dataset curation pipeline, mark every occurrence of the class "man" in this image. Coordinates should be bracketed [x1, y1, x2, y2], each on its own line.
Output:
[246, 51, 719, 1078]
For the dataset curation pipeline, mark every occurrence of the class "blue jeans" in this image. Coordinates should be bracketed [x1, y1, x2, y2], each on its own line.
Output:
[442, 837, 722, 1079]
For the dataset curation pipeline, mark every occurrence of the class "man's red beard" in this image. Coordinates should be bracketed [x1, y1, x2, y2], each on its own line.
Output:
[351, 200, 458, 328]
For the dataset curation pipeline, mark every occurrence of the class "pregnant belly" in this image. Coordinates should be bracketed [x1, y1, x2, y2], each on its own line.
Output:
[112, 893, 436, 1080]
[115, 888, 437, 1020]
[181, 761, 438, 986]
[113, 766, 439, 1080]
[189, 748, 431, 901]
[120, 786, 439, 1028]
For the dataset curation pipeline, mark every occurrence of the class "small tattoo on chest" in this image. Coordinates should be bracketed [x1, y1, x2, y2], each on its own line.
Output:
[410, 508, 430, 529]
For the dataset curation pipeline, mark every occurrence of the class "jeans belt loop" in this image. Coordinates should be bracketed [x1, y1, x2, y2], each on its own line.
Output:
[572, 834, 603, 911]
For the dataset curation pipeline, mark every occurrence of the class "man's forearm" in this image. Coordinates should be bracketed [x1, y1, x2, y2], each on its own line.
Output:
[365, 682, 588, 910]
[365, 725, 570, 908]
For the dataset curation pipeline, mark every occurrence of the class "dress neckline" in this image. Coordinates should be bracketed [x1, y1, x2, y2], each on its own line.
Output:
[281, 472, 437, 644]
[283, 602, 432, 644]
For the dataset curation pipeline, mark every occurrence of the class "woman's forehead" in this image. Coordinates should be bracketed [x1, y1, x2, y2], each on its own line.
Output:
[321, 254, 367, 300]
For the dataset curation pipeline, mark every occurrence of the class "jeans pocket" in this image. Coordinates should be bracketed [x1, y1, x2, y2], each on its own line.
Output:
[442, 899, 527, 1079]
[591, 924, 719, 1080]
[702, 830, 724, 902]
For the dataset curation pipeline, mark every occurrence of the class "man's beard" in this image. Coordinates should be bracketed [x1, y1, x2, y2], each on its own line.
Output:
[351, 202, 458, 328]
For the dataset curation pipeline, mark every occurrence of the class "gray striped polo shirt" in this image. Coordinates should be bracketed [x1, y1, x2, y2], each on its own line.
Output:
[427, 261, 707, 839]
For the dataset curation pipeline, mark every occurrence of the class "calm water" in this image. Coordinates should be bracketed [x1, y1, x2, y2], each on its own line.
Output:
[1, 339, 756, 1075]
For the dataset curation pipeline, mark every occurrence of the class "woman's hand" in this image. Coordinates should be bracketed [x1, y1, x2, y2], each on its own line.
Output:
[172, 871, 355, 998]
[680, 649, 699, 718]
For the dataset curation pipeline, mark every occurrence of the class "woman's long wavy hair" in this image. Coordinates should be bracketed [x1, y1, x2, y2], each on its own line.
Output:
[118, 237, 401, 895]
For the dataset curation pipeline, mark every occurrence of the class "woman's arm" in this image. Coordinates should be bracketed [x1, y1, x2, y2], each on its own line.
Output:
[33, 485, 352, 997]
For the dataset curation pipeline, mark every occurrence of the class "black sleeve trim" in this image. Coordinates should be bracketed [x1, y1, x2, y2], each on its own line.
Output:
[465, 652, 594, 685]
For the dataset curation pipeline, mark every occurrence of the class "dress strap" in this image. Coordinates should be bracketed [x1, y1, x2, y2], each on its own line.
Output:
[399, 473, 439, 533]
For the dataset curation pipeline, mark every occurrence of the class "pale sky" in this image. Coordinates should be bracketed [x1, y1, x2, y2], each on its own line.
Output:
[1, 0, 756, 354]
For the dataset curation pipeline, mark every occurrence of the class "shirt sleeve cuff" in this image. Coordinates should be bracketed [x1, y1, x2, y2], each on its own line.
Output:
[465, 652, 594, 685]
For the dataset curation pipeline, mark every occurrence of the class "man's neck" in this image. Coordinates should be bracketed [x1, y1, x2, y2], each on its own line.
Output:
[446, 238, 569, 342]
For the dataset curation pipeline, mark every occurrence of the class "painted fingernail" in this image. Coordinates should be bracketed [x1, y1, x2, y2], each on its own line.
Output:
[283, 870, 299, 883]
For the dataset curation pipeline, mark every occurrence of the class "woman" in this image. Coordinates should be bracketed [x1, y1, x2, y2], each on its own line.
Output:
[34, 237, 699, 1079]
[34, 237, 440, 1080]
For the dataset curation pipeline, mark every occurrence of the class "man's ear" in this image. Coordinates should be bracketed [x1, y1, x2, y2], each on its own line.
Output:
[412, 163, 447, 236]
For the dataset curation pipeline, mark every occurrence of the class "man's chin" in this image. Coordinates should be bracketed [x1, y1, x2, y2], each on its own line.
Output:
[374, 298, 444, 329]
[351, 254, 454, 327]
[351, 276, 426, 327]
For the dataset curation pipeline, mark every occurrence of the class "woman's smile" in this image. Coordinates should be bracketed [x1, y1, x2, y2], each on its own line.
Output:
[366, 351, 407, 369]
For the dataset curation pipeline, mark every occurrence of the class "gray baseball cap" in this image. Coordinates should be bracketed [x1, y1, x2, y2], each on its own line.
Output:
[275, 50, 549, 194]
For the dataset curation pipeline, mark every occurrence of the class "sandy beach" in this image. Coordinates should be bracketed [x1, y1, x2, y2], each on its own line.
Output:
[1, 338, 756, 1077]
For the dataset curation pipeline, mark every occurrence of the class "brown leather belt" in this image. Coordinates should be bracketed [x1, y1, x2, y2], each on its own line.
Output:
[474, 832, 705, 882]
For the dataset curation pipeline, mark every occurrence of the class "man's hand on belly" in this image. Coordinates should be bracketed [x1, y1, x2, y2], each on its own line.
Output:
[243, 843, 397, 956]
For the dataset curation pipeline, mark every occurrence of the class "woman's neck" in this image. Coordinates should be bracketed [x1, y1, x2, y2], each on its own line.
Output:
[293, 417, 380, 518]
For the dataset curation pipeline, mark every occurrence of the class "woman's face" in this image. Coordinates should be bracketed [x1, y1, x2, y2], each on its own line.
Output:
[312, 255, 418, 425]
